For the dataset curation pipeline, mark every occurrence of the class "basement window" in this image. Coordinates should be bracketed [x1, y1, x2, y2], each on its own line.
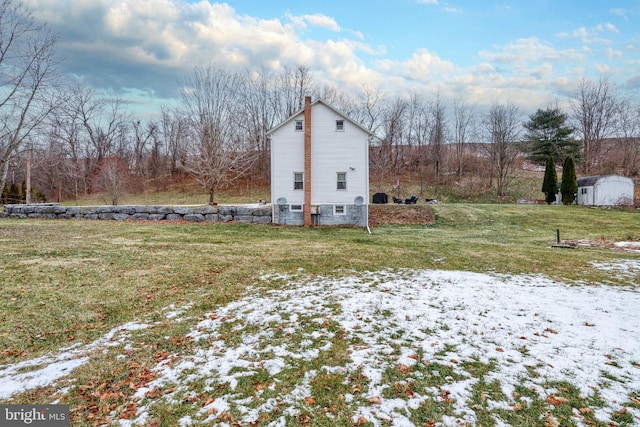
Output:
[294, 172, 304, 190]
[336, 120, 344, 131]
[290, 204, 303, 212]
[295, 120, 303, 131]
[336, 172, 347, 190]
[334, 204, 346, 215]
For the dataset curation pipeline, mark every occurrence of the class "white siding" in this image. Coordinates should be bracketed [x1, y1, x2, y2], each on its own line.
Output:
[577, 175, 634, 206]
[577, 186, 594, 206]
[309, 104, 369, 205]
[270, 102, 370, 208]
[270, 113, 306, 206]
[593, 176, 634, 206]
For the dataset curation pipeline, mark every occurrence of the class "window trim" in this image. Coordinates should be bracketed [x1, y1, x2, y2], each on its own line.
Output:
[334, 204, 346, 215]
[336, 172, 347, 190]
[290, 204, 303, 212]
[293, 172, 304, 190]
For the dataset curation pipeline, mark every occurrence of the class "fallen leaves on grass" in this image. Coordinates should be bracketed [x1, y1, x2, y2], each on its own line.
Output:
[367, 396, 382, 405]
[546, 395, 570, 406]
[544, 411, 560, 427]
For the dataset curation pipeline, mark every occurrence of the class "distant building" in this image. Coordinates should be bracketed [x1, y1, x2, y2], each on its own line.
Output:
[576, 174, 634, 206]
[268, 97, 372, 226]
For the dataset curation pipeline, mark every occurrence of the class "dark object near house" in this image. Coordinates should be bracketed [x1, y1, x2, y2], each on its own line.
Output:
[405, 195, 418, 204]
[393, 196, 403, 204]
[372, 192, 388, 204]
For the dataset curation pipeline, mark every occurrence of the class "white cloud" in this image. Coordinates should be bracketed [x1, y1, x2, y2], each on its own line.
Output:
[606, 48, 624, 59]
[556, 23, 615, 44]
[604, 22, 620, 33]
[375, 48, 455, 82]
[18, 0, 638, 116]
[301, 13, 341, 31]
[479, 37, 584, 67]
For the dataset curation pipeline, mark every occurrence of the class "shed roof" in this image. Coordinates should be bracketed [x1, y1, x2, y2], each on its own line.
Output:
[577, 174, 633, 187]
[266, 99, 373, 137]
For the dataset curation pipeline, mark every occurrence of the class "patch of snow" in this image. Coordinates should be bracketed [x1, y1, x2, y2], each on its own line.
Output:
[591, 258, 640, 280]
[0, 321, 152, 400]
[115, 269, 640, 426]
[3, 270, 639, 425]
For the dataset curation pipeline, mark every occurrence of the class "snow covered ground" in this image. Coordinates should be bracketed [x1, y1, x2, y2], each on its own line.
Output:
[1, 261, 639, 426]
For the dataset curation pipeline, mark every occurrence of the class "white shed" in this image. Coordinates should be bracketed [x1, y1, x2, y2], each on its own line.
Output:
[576, 174, 635, 206]
[268, 97, 372, 226]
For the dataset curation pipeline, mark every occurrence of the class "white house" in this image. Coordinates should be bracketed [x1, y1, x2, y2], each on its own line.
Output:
[576, 174, 635, 206]
[268, 97, 372, 226]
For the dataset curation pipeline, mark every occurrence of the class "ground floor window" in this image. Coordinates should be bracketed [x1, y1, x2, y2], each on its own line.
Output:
[337, 172, 347, 190]
[294, 172, 303, 190]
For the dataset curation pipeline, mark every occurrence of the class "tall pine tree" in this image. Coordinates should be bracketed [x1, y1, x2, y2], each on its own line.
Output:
[524, 108, 580, 165]
[561, 156, 578, 205]
[542, 155, 558, 204]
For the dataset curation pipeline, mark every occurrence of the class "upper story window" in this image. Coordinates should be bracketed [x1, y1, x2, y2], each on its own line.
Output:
[336, 120, 344, 131]
[294, 172, 304, 190]
[337, 172, 347, 190]
[295, 120, 303, 131]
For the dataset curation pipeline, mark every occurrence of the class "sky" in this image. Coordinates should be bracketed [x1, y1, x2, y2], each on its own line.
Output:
[22, 0, 640, 119]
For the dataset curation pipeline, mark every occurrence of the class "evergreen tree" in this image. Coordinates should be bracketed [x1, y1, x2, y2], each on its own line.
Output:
[561, 156, 578, 205]
[542, 155, 558, 204]
[8, 183, 21, 204]
[1, 184, 8, 204]
[524, 108, 581, 165]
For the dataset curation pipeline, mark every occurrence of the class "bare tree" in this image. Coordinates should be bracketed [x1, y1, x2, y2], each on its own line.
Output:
[48, 84, 129, 196]
[617, 100, 640, 176]
[93, 156, 130, 205]
[570, 77, 619, 174]
[352, 85, 384, 135]
[278, 64, 313, 118]
[316, 84, 358, 118]
[160, 106, 189, 175]
[372, 97, 407, 189]
[452, 99, 475, 185]
[78, 91, 130, 170]
[179, 64, 257, 205]
[428, 94, 447, 187]
[405, 93, 429, 192]
[0, 0, 61, 194]
[47, 85, 85, 201]
[483, 102, 523, 197]
[239, 68, 280, 181]
[131, 119, 156, 178]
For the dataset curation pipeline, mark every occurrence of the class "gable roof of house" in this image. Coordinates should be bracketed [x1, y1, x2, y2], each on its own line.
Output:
[266, 99, 374, 137]
[577, 174, 633, 187]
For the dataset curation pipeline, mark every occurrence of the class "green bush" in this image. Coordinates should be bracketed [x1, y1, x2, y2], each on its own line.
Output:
[542, 155, 558, 204]
[561, 156, 578, 205]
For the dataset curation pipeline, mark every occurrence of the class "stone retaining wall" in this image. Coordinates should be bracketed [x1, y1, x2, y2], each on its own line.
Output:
[1, 203, 272, 224]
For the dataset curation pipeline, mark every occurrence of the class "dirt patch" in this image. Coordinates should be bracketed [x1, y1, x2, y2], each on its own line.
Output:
[368, 204, 435, 226]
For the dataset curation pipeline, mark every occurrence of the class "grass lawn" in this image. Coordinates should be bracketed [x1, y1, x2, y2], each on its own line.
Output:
[0, 204, 638, 426]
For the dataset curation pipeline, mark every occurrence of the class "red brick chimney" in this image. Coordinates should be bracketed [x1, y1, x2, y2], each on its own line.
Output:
[303, 96, 312, 227]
